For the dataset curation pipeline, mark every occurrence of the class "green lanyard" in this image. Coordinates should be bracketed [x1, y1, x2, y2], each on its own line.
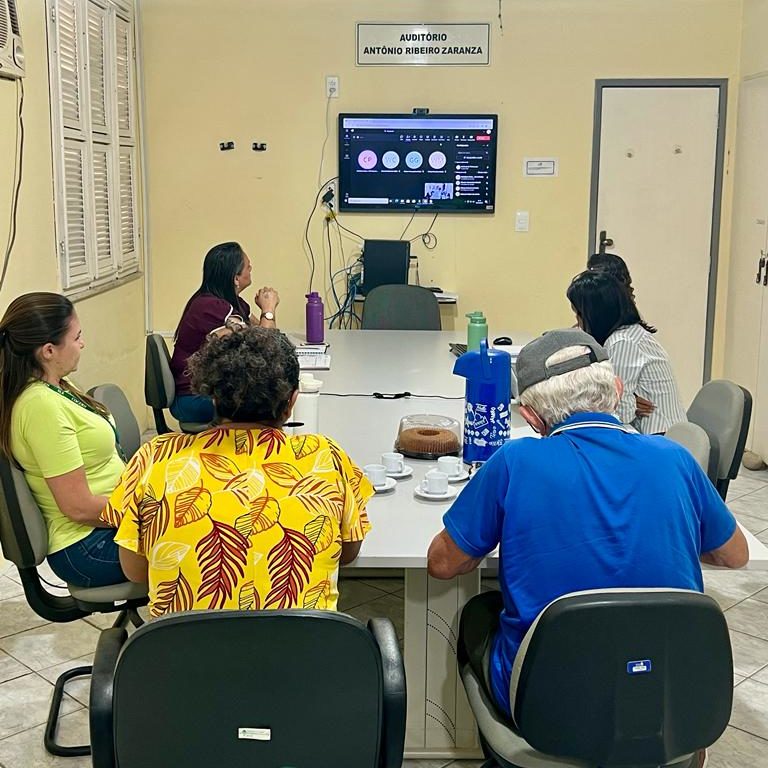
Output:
[42, 381, 127, 463]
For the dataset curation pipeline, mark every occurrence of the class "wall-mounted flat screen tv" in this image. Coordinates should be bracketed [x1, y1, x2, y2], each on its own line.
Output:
[338, 113, 498, 213]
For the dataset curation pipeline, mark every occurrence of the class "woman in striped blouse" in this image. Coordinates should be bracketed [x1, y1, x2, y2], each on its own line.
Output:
[567, 270, 687, 434]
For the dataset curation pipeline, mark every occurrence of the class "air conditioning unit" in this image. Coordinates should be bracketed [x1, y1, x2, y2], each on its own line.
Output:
[0, 0, 24, 80]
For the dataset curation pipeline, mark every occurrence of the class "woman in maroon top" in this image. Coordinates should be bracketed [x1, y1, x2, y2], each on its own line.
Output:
[170, 241, 279, 423]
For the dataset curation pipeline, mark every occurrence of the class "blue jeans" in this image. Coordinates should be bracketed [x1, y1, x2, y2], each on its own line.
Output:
[47, 528, 125, 588]
[170, 394, 214, 423]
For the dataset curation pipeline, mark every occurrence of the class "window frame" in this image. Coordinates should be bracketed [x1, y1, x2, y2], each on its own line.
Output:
[46, 0, 143, 299]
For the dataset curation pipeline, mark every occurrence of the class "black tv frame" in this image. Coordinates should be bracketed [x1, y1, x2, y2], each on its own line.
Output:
[337, 112, 498, 214]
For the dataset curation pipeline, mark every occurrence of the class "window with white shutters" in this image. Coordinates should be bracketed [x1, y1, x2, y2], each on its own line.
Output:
[47, 0, 142, 295]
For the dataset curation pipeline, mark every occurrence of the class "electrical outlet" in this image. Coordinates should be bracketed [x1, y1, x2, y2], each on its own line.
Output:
[326, 75, 340, 98]
[326, 179, 337, 200]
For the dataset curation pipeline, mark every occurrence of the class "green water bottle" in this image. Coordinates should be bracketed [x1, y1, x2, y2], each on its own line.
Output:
[466, 311, 488, 351]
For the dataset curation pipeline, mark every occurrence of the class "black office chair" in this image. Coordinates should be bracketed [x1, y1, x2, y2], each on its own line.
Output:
[88, 383, 142, 460]
[361, 285, 441, 330]
[89, 610, 406, 768]
[0, 457, 147, 757]
[666, 421, 720, 485]
[459, 589, 732, 768]
[144, 333, 209, 435]
[687, 380, 752, 500]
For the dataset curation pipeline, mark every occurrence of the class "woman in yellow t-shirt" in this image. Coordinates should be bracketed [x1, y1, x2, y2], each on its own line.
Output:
[0, 293, 126, 588]
[104, 327, 373, 617]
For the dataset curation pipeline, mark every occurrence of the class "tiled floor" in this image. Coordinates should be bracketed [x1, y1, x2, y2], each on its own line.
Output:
[1, 470, 768, 767]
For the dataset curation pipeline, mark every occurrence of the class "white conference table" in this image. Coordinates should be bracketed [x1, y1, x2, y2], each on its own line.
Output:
[313, 329, 521, 758]
[309, 329, 768, 759]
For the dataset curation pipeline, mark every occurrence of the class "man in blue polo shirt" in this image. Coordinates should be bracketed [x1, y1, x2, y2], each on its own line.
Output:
[428, 328, 747, 721]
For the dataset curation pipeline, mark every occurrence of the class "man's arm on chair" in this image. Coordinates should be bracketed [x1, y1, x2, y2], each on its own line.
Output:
[428, 529, 483, 580]
[701, 525, 749, 568]
[692, 462, 750, 569]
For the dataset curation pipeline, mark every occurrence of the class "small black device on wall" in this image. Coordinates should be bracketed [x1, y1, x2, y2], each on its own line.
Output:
[359, 240, 410, 295]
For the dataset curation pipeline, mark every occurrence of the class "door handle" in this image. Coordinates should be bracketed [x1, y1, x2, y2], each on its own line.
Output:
[759, 251, 767, 285]
[598, 230, 615, 254]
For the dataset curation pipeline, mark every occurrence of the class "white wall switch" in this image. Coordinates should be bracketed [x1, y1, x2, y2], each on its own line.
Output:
[515, 210, 530, 232]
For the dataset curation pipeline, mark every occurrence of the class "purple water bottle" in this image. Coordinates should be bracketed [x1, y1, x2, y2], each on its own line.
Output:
[305, 292, 324, 343]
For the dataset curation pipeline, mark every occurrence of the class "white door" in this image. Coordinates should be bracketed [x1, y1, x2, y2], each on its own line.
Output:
[593, 85, 723, 406]
[755, 270, 768, 459]
[727, 75, 768, 456]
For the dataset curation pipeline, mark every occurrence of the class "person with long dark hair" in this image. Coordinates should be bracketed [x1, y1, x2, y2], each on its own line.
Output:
[567, 270, 686, 434]
[587, 252, 635, 299]
[170, 241, 280, 423]
[0, 293, 126, 587]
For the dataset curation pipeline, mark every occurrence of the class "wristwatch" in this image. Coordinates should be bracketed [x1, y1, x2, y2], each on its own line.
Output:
[261, 311, 275, 322]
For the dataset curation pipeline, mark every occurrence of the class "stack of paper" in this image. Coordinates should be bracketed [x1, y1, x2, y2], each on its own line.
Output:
[296, 352, 331, 370]
[293, 342, 331, 370]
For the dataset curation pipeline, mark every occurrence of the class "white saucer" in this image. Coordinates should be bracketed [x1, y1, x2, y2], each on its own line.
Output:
[446, 469, 470, 484]
[414, 485, 459, 501]
[386, 465, 414, 480]
[373, 477, 397, 493]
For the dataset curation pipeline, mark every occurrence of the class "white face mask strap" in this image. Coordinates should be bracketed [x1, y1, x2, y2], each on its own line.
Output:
[549, 421, 630, 437]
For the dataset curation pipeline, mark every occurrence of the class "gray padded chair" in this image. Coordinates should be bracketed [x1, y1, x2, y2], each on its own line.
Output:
[89, 610, 406, 768]
[145, 333, 209, 435]
[687, 380, 752, 500]
[0, 457, 147, 757]
[361, 285, 441, 331]
[88, 384, 142, 460]
[459, 589, 732, 768]
[665, 421, 719, 485]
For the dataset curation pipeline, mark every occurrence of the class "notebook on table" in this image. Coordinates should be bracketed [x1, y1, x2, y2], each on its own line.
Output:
[296, 350, 331, 370]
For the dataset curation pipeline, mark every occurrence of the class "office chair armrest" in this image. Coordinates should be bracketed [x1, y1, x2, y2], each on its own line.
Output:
[90, 627, 128, 768]
[368, 618, 406, 768]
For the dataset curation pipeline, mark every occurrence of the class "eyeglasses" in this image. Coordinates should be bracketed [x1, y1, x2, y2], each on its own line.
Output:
[206, 314, 248, 340]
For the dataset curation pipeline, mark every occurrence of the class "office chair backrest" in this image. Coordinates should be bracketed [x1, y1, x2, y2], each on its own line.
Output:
[88, 384, 142, 460]
[361, 285, 441, 331]
[665, 421, 719, 484]
[145, 334, 176, 433]
[510, 589, 732, 767]
[0, 456, 48, 568]
[112, 611, 388, 768]
[687, 380, 752, 498]
[0, 456, 94, 621]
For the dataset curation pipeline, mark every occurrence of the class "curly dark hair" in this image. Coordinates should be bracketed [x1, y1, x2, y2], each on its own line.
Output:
[187, 327, 299, 423]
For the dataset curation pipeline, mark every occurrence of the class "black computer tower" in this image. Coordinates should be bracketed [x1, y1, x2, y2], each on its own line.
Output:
[359, 240, 410, 295]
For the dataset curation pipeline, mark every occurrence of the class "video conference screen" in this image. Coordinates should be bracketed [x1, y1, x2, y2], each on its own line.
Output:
[338, 114, 498, 214]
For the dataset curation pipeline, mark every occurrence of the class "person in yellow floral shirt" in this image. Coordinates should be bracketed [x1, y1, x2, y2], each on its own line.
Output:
[102, 328, 373, 617]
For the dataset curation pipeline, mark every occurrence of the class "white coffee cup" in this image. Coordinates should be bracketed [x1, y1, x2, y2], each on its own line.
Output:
[364, 463, 388, 487]
[382, 452, 405, 474]
[422, 469, 449, 495]
[437, 456, 462, 478]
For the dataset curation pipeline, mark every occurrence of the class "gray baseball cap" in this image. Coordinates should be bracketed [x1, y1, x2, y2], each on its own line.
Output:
[516, 328, 609, 395]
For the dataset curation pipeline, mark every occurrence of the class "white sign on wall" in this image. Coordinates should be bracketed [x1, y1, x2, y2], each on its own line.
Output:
[524, 158, 559, 177]
[357, 23, 490, 66]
